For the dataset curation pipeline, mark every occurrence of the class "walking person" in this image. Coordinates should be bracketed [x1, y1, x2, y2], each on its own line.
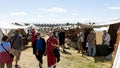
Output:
[31, 29, 36, 54]
[10, 29, 23, 67]
[0, 35, 13, 68]
[46, 31, 59, 68]
[34, 32, 46, 68]
[31, 29, 37, 54]
[87, 30, 96, 57]
[31, 29, 36, 47]
[58, 30, 66, 52]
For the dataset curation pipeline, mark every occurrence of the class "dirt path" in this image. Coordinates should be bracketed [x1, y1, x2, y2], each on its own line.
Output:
[11, 44, 110, 68]
[12, 43, 72, 68]
[11, 36, 110, 68]
[12, 44, 47, 68]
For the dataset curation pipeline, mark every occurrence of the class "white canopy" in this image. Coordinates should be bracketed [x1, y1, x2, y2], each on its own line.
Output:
[0, 22, 29, 29]
[94, 26, 109, 32]
[0, 22, 30, 35]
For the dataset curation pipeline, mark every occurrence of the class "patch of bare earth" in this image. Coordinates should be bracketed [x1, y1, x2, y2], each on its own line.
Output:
[11, 36, 111, 68]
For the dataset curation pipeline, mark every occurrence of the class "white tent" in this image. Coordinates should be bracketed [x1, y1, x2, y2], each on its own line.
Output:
[0, 22, 29, 29]
[112, 41, 120, 68]
[0, 29, 4, 42]
[0, 22, 29, 35]
[94, 26, 109, 32]
[93, 26, 109, 45]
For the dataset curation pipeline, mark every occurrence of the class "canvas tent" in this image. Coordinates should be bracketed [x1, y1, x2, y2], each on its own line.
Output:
[94, 27, 109, 45]
[94, 27, 109, 32]
[112, 41, 120, 68]
[0, 22, 29, 44]
[0, 29, 4, 42]
[7, 29, 27, 37]
[108, 23, 120, 47]
[0, 22, 28, 29]
[0, 22, 29, 34]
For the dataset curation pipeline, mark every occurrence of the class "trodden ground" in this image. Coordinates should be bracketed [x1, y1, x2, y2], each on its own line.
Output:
[11, 36, 111, 68]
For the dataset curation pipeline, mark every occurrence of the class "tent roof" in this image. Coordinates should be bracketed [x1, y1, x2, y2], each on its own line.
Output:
[94, 26, 109, 31]
[0, 22, 29, 29]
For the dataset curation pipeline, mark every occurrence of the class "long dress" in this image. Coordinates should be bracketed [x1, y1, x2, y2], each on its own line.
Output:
[31, 31, 36, 54]
[46, 36, 58, 67]
[31, 31, 35, 46]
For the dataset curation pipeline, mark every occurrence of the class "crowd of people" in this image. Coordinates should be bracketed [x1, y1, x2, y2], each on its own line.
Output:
[0, 27, 113, 68]
[0, 29, 61, 68]
[79, 29, 111, 57]
[31, 29, 60, 68]
[0, 29, 23, 68]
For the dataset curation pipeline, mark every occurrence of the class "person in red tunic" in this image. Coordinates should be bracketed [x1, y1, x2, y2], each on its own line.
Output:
[46, 31, 59, 68]
[31, 29, 36, 46]
[31, 29, 36, 54]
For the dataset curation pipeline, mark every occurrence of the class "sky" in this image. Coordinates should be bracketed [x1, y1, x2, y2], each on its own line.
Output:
[0, 0, 120, 24]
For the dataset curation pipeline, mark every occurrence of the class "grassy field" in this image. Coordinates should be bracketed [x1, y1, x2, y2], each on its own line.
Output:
[57, 48, 111, 68]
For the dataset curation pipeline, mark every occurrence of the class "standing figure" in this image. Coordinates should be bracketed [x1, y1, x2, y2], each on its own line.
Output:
[34, 33, 46, 68]
[77, 30, 85, 56]
[46, 31, 59, 68]
[87, 30, 96, 57]
[10, 29, 23, 67]
[102, 30, 111, 47]
[31, 29, 36, 54]
[58, 30, 65, 52]
[31, 29, 36, 47]
[0, 36, 13, 68]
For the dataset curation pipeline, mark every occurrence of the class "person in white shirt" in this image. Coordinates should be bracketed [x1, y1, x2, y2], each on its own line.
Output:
[77, 30, 85, 56]
[102, 30, 111, 46]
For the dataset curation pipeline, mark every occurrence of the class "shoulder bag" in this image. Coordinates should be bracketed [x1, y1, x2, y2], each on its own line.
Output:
[1, 43, 14, 58]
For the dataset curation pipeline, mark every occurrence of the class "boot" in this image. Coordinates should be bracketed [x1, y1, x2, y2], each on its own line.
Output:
[39, 63, 42, 68]
[57, 57, 60, 63]
[53, 65, 56, 68]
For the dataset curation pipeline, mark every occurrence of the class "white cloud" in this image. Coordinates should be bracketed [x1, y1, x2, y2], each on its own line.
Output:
[10, 12, 27, 16]
[108, 6, 120, 10]
[42, 7, 66, 13]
